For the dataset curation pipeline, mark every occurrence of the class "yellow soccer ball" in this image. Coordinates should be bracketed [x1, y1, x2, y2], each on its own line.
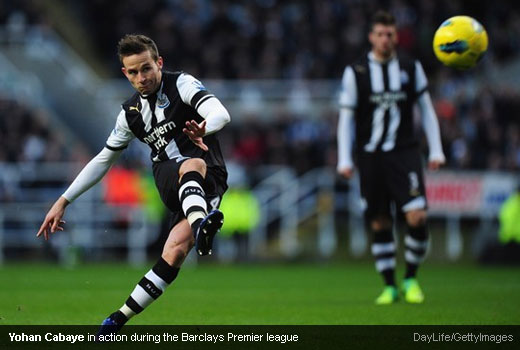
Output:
[433, 16, 488, 69]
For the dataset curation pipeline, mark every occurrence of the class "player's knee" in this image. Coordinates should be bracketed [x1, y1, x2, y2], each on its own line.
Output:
[370, 216, 392, 231]
[180, 158, 207, 178]
[405, 210, 427, 227]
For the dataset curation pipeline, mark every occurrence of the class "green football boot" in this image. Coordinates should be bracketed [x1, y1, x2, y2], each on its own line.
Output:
[375, 286, 399, 305]
[402, 278, 425, 304]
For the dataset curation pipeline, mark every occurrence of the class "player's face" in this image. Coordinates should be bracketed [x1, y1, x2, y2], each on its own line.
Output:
[369, 24, 398, 60]
[121, 50, 163, 96]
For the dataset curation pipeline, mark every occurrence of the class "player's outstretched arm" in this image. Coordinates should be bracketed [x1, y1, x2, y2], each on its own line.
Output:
[37, 196, 69, 240]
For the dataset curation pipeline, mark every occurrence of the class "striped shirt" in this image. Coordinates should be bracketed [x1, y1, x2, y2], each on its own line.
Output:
[339, 52, 428, 153]
[106, 71, 226, 168]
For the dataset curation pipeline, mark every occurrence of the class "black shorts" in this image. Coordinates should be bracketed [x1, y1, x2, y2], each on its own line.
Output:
[152, 159, 228, 230]
[357, 148, 427, 221]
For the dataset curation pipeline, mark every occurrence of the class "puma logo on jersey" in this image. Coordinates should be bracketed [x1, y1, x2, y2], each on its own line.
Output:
[129, 104, 140, 113]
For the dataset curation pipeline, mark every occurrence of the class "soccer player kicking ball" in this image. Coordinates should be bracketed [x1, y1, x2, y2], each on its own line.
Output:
[37, 34, 230, 332]
[337, 11, 445, 304]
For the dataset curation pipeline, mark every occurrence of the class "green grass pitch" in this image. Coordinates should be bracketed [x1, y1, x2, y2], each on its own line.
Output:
[0, 262, 518, 325]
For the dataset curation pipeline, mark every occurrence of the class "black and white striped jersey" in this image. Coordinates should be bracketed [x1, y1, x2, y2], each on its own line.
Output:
[339, 52, 428, 154]
[106, 71, 226, 169]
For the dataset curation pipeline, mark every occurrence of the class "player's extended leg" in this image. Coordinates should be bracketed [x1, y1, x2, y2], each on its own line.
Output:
[178, 158, 223, 256]
[371, 217, 399, 305]
[402, 209, 429, 303]
[97, 220, 193, 337]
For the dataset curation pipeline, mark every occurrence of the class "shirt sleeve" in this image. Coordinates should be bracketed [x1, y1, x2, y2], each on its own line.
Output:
[177, 72, 230, 135]
[415, 60, 428, 96]
[339, 66, 357, 109]
[177, 73, 216, 110]
[414, 60, 445, 162]
[105, 109, 135, 151]
[62, 147, 122, 202]
[337, 108, 355, 170]
[418, 91, 446, 163]
[196, 97, 231, 135]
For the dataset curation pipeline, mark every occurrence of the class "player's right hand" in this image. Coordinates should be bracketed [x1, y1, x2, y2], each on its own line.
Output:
[338, 167, 354, 179]
[183, 120, 209, 151]
[37, 197, 69, 240]
[428, 159, 445, 170]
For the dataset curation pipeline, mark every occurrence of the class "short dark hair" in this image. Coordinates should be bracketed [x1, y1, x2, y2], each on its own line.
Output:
[117, 34, 159, 63]
[370, 10, 396, 30]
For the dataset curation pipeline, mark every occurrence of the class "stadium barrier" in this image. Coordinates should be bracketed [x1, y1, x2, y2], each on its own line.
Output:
[0, 162, 517, 264]
[249, 168, 517, 261]
[0, 162, 160, 266]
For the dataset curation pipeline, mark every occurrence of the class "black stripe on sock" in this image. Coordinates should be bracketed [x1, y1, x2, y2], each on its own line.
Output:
[138, 277, 163, 299]
[179, 171, 204, 186]
[125, 296, 144, 314]
[111, 311, 128, 325]
[374, 252, 396, 260]
[186, 205, 206, 217]
[373, 229, 394, 243]
[408, 224, 428, 240]
[405, 263, 419, 279]
[152, 258, 180, 284]
[405, 246, 426, 256]
[381, 269, 395, 286]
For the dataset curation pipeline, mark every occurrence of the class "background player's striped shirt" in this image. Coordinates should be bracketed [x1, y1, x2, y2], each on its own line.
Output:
[337, 52, 444, 170]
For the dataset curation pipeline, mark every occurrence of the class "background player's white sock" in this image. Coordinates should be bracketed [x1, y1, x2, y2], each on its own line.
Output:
[404, 224, 429, 279]
[371, 229, 396, 286]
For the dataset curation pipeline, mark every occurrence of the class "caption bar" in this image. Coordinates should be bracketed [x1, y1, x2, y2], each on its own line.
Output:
[8, 331, 299, 344]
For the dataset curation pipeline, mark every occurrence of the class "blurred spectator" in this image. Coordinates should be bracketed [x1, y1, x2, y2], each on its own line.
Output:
[218, 186, 261, 261]
[499, 184, 520, 244]
[479, 184, 520, 264]
[0, 96, 74, 164]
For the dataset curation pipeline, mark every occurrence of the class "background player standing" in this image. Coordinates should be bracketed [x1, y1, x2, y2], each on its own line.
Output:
[337, 11, 445, 304]
[37, 34, 231, 331]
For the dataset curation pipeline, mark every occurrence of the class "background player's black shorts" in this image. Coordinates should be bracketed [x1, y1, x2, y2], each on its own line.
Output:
[152, 158, 228, 230]
[357, 147, 427, 221]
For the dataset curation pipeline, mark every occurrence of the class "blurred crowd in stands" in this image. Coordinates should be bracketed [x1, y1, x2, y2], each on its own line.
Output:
[1, 0, 519, 175]
[78, 0, 520, 79]
[0, 95, 83, 164]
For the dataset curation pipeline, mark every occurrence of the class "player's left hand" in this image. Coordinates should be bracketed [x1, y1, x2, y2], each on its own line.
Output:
[428, 159, 445, 170]
[183, 120, 208, 151]
[37, 197, 68, 241]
